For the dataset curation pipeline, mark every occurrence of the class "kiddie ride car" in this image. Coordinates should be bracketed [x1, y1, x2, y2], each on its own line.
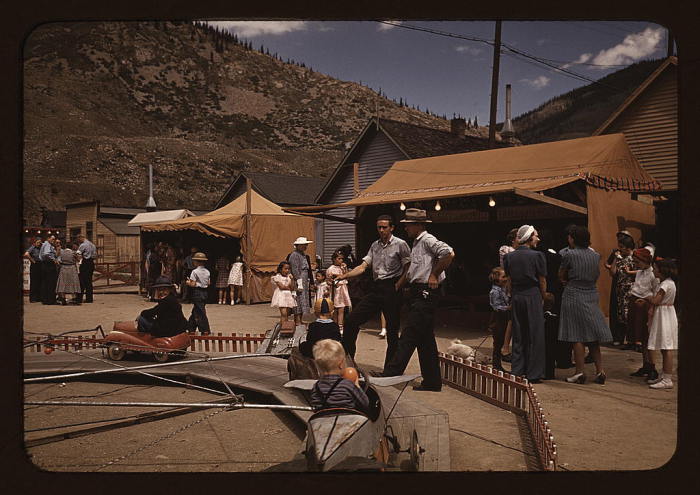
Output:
[103, 321, 191, 363]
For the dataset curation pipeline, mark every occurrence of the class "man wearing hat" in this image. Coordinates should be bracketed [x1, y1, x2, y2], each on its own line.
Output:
[503, 224, 547, 383]
[185, 252, 211, 335]
[288, 237, 314, 325]
[382, 208, 454, 391]
[137, 276, 189, 337]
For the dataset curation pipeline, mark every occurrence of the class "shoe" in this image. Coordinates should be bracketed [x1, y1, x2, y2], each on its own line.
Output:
[612, 341, 621, 346]
[649, 377, 673, 389]
[230, 301, 235, 305]
[593, 372, 606, 384]
[565, 372, 586, 384]
[630, 366, 651, 377]
[647, 375, 664, 385]
[634, 344, 643, 353]
[584, 354, 594, 364]
[378, 328, 387, 339]
[646, 368, 659, 382]
[501, 353, 512, 363]
[412, 383, 442, 392]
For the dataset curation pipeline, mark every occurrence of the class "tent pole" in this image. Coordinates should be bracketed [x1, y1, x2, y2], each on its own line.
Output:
[245, 178, 253, 305]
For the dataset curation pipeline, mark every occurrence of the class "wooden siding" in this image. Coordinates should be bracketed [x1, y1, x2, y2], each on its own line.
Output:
[96, 220, 139, 262]
[65, 203, 97, 243]
[605, 70, 678, 190]
[320, 130, 406, 265]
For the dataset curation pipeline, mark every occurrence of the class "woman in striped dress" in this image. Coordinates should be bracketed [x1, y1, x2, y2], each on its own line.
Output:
[558, 225, 612, 384]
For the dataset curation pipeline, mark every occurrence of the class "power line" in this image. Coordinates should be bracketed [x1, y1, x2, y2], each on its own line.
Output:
[377, 21, 625, 92]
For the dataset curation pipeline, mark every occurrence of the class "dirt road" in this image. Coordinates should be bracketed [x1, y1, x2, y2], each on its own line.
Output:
[23, 294, 677, 471]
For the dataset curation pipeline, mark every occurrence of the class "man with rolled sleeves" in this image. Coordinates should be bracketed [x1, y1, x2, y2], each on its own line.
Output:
[77, 234, 97, 303]
[382, 209, 454, 391]
[503, 224, 547, 383]
[334, 214, 411, 370]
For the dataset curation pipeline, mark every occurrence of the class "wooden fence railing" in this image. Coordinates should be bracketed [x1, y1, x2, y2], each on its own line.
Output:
[24, 332, 267, 354]
[438, 352, 557, 471]
[93, 261, 140, 286]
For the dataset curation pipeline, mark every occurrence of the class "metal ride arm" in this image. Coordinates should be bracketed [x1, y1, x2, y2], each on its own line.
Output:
[24, 400, 313, 411]
[24, 352, 291, 383]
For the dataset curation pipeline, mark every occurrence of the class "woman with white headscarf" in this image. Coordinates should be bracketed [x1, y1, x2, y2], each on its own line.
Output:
[503, 224, 547, 383]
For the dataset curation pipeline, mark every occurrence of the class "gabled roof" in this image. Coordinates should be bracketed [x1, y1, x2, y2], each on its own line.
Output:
[593, 56, 677, 136]
[315, 133, 660, 209]
[215, 172, 325, 208]
[315, 117, 503, 202]
[40, 210, 67, 228]
[99, 217, 141, 235]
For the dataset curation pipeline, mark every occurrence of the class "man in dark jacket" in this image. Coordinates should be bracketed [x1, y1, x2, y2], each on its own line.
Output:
[137, 276, 189, 338]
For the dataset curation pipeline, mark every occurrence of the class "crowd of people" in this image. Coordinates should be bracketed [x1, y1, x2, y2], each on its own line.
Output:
[25, 210, 678, 394]
[24, 234, 96, 306]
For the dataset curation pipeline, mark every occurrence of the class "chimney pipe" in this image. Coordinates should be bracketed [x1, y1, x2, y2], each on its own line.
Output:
[501, 84, 515, 141]
[146, 163, 157, 212]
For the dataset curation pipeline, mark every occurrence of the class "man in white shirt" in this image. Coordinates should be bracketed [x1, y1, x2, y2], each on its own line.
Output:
[76, 234, 97, 303]
[185, 252, 211, 335]
[334, 214, 411, 369]
[382, 209, 454, 391]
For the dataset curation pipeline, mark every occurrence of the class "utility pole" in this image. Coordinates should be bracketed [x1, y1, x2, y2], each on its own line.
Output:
[488, 20, 502, 149]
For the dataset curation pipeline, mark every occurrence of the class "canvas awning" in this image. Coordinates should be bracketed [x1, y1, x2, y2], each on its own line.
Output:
[288, 133, 661, 212]
[140, 190, 315, 274]
[128, 209, 194, 227]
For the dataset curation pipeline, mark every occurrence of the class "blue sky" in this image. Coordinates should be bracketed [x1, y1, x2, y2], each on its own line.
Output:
[207, 20, 668, 124]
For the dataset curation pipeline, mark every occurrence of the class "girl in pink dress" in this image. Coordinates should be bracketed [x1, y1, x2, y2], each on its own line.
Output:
[326, 252, 352, 333]
[271, 261, 297, 324]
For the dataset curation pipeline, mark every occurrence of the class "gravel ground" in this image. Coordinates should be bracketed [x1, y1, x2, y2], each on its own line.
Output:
[23, 293, 677, 471]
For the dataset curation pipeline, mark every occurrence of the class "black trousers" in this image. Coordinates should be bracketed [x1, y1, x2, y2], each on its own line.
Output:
[40, 260, 58, 305]
[188, 288, 210, 334]
[510, 290, 546, 381]
[78, 258, 95, 303]
[492, 310, 509, 369]
[383, 285, 441, 389]
[29, 262, 42, 302]
[342, 277, 401, 370]
[544, 313, 559, 378]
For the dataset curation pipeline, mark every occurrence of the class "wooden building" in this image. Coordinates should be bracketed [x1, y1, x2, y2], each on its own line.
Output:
[215, 172, 325, 209]
[65, 201, 144, 262]
[593, 56, 678, 256]
[314, 117, 511, 265]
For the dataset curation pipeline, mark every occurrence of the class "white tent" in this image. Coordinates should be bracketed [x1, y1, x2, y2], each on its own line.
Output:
[128, 209, 194, 227]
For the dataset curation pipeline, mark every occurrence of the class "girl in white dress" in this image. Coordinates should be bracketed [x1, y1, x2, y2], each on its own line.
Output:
[271, 261, 297, 323]
[647, 259, 678, 389]
[326, 252, 352, 333]
[228, 256, 244, 305]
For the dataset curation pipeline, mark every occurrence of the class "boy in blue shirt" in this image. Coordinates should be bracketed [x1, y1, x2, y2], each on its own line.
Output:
[489, 267, 511, 372]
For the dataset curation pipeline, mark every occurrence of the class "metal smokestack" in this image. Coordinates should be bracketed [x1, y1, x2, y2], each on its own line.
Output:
[501, 84, 515, 141]
[146, 163, 157, 211]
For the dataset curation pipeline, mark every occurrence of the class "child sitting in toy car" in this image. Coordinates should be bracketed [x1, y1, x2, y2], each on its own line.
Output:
[310, 339, 369, 413]
[137, 276, 190, 338]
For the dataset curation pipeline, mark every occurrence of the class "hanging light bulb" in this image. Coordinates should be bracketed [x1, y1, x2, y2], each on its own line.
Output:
[399, 202, 406, 211]
[488, 196, 496, 207]
[434, 200, 442, 211]
[37, 230, 41, 234]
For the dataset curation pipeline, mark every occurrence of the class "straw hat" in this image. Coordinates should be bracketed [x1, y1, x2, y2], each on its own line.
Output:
[293, 236, 313, 245]
[192, 252, 208, 261]
[151, 276, 175, 289]
[400, 208, 432, 223]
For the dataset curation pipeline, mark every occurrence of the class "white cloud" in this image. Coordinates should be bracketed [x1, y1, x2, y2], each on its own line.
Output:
[206, 21, 308, 37]
[455, 45, 482, 56]
[560, 53, 592, 70]
[589, 27, 664, 67]
[377, 21, 402, 31]
[520, 75, 551, 90]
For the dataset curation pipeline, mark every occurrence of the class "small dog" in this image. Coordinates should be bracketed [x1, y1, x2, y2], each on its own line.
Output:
[445, 339, 476, 362]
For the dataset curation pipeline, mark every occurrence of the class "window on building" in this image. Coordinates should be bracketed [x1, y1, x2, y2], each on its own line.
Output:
[86, 221, 93, 241]
[69, 227, 81, 244]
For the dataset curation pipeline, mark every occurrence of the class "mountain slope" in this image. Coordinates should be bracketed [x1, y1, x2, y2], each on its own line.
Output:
[511, 59, 665, 144]
[23, 21, 464, 224]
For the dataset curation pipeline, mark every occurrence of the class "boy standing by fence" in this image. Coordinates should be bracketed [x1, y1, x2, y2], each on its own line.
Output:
[186, 252, 211, 335]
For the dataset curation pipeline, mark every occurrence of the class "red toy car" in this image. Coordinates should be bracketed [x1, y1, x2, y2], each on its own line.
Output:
[104, 321, 191, 362]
